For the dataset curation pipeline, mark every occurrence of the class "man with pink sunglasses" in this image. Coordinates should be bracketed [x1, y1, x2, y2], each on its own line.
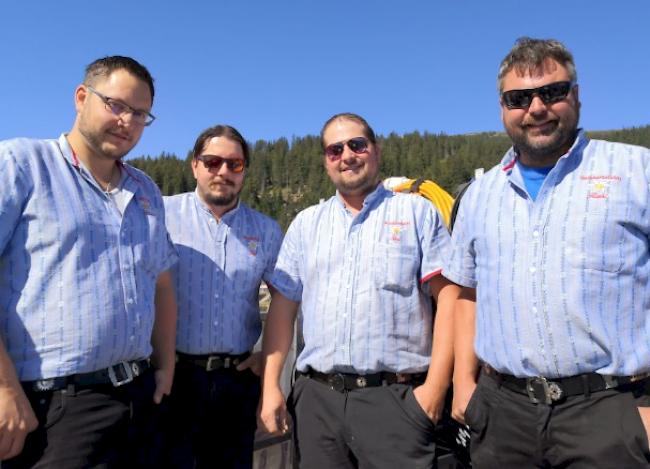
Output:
[259, 113, 458, 468]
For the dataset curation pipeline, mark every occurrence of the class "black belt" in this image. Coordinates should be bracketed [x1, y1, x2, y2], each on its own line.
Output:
[483, 364, 650, 405]
[176, 351, 250, 372]
[22, 359, 151, 393]
[299, 368, 427, 393]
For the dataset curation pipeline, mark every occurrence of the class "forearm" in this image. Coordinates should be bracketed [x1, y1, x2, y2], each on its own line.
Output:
[0, 338, 22, 393]
[423, 275, 459, 391]
[261, 292, 298, 391]
[0, 336, 38, 459]
[453, 287, 479, 386]
[151, 270, 177, 371]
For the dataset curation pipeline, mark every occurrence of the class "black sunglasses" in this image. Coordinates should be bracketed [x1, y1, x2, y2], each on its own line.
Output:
[324, 137, 369, 161]
[501, 81, 575, 109]
[195, 155, 246, 173]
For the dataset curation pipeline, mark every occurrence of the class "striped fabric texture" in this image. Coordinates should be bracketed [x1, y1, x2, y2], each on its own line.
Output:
[164, 192, 282, 354]
[445, 130, 650, 377]
[0, 135, 177, 380]
[271, 184, 451, 374]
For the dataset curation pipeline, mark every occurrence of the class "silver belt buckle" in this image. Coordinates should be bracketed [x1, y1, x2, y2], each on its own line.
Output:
[526, 377, 563, 405]
[108, 361, 134, 387]
[206, 356, 222, 371]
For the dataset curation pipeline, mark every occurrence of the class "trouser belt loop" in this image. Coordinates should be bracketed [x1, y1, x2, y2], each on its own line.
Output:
[582, 374, 590, 399]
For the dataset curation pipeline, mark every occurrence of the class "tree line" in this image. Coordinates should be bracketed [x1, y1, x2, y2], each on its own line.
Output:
[129, 125, 650, 230]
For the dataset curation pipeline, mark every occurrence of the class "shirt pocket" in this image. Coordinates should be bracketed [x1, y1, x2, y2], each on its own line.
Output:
[564, 209, 623, 273]
[373, 243, 419, 295]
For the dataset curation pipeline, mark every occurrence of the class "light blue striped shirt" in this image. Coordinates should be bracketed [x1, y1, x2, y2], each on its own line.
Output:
[271, 184, 451, 374]
[444, 130, 650, 378]
[0, 135, 177, 381]
[164, 192, 283, 354]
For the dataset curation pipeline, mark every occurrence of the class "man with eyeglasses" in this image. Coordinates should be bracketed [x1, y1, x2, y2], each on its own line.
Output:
[445, 37, 650, 467]
[163, 125, 283, 468]
[259, 113, 458, 468]
[0, 56, 177, 467]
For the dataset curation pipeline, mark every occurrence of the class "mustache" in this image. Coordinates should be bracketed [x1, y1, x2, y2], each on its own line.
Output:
[209, 178, 235, 187]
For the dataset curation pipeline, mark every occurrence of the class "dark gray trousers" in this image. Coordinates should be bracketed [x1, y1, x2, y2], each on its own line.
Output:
[466, 370, 650, 468]
[288, 375, 439, 469]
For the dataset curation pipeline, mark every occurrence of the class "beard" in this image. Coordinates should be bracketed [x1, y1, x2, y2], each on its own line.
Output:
[331, 163, 380, 197]
[203, 191, 238, 207]
[508, 108, 580, 165]
[336, 175, 378, 196]
[200, 179, 242, 208]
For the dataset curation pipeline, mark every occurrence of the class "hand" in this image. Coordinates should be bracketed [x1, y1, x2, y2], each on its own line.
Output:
[0, 385, 38, 460]
[413, 384, 445, 424]
[153, 367, 174, 404]
[638, 407, 650, 448]
[451, 379, 477, 425]
[258, 385, 289, 434]
[237, 352, 262, 377]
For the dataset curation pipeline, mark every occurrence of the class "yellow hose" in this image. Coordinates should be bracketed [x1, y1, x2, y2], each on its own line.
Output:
[392, 179, 454, 229]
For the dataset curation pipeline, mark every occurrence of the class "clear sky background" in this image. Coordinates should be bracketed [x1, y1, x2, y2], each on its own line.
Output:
[2, 1, 649, 159]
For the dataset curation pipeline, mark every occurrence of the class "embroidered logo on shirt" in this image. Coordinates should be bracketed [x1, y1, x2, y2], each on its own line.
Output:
[244, 236, 260, 256]
[580, 175, 621, 199]
[384, 221, 410, 242]
[137, 196, 154, 214]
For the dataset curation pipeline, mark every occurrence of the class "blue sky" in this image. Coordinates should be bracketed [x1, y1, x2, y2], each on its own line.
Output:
[2, 1, 649, 159]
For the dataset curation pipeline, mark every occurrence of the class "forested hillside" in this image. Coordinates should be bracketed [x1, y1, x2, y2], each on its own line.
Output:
[129, 125, 650, 230]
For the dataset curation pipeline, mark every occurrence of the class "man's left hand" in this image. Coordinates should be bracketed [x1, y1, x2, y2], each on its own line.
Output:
[153, 367, 173, 404]
[236, 351, 262, 376]
[413, 384, 445, 423]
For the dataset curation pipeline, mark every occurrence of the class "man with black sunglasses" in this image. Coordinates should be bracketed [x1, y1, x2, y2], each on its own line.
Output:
[0, 56, 178, 468]
[259, 113, 458, 468]
[445, 37, 650, 467]
[163, 125, 283, 468]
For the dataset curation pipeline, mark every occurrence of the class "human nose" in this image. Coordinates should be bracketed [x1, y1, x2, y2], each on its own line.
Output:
[117, 111, 137, 127]
[216, 159, 231, 175]
[527, 94, 547, 115]
[341, 142, 357, 161]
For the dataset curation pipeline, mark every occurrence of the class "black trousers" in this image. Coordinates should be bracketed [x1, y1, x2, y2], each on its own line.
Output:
[4, 370, 165, 469]
[466, 370, 650, 468]
[163, 361, 261, 469]
[288, 375, 439, 469]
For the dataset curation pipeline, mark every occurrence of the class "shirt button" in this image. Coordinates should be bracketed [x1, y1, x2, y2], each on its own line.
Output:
[130, 335, 136, 341]
[532, 306, 538, 313]
[533, 230, 540, 237]
[213, 321, 218, 326]
[530, 266, 537, 273]
[127, 298, 134, 304]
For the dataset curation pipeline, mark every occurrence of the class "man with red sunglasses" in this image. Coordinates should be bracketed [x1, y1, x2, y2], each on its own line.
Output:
[163, 125, 283, 468]
[445, 37, 650, 467]
[259, 113, 458, 468]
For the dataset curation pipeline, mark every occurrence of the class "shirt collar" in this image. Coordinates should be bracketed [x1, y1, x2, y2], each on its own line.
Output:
[58, 133, 140, 193]
[334, 181, 388, 212]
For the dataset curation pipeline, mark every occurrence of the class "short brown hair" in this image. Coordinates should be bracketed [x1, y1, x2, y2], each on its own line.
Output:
[84, 56, 155, 102]
[497, 37, 577, 92]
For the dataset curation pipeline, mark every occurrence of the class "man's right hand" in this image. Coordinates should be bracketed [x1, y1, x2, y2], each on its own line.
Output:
[258, 385, 289, 435]
[451, 379, 477, 425]
[0, 385, 38, 460]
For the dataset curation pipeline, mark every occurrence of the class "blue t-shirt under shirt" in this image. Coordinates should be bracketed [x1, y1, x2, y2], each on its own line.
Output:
[517, 160, 554, 201]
